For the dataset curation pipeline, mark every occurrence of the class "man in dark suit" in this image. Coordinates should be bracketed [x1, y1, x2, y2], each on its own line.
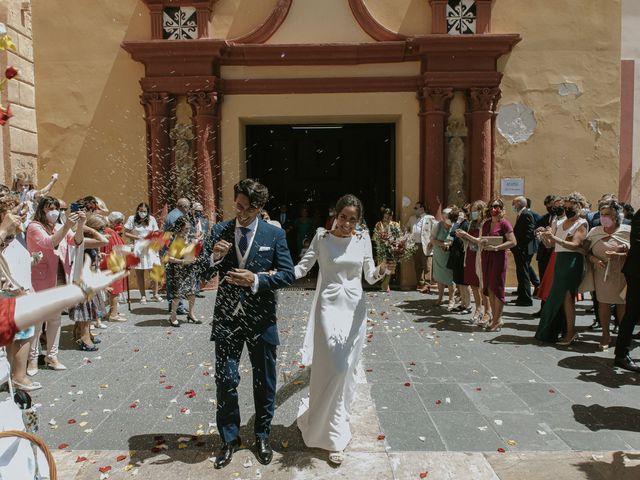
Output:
[200, 179, 295, 469]
[191, 202, 210, 298]
[614, 208, 640, 372]
[510, 196, 536, 306]
[526, 198, 541, 291]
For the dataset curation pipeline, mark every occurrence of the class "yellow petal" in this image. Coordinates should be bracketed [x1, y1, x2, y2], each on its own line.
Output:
[150, 263, 165, 283]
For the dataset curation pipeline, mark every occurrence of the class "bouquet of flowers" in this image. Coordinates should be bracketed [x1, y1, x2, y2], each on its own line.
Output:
[373, 222, 417, 263]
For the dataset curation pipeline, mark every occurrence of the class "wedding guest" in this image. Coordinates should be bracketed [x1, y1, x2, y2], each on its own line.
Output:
[373, 207, 400, 292]
[102, 212, 128, 322]
[480, 199, 516, 331]
[70, 213, 109, 350]
[294, 194, 394, 465]
[455, 200, 491, 325]
[448, 207, 472, 314]
[26, 196, 85, 374]
[163, 198, 190, 314]
[324, 206, 336, 230]
[12, 171, 59, 227]
[165, 216, 201, 327]
[295, 206, 313, 255]
[583, 200, 630, 350]
[511, 196, 536, 306]
[406, 201, 429, 290]
[124, 202, 162, 304]
[431, 207, 456, 309]
[535, 192, 588, 345]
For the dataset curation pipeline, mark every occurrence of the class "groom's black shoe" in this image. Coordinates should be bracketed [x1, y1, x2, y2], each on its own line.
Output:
[213, 438, 240, 469]
[255, 438, 273, 465]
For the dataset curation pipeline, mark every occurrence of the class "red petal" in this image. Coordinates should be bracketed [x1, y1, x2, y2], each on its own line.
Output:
[116, 455, 127, 462]
[129, 402, 138, 408]
[203, 371, 210, 376]
[497, 448, 506, 453]
[165, 385, 173, 389]
[435, 400, 442, 405]
[366, 368, 373, 372]
[299, 364, 305, 369]
[404, 382, 411, 387]
[133, 348, 140, 352]
[475, 387, 482, 391]
[75, 456, 88, 463]
[548, 389, 556, 394]
[58, 443, 69, 449]
[376, 434, 385, 440]
[67, 419, 76, 424]
[99, 466, 112, 473]
[420, 473, 429, 479]
[193, 241, 202, 257]
[126, 254, 141, 267]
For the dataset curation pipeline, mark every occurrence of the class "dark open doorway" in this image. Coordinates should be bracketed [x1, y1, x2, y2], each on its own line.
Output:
[246, 123, 396, 257]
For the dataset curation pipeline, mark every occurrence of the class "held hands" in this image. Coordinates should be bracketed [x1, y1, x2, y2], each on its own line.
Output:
[225, 268, 256, 288]
[591, 255, 607, 269]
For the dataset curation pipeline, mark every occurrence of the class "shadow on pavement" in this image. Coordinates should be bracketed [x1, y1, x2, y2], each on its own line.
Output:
[558, 355, 640, 388]
[573, 404, 640, 433]
[575, 451, 640, 480]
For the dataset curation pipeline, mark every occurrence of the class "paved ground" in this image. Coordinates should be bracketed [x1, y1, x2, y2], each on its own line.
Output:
[21, 287, 640, 479]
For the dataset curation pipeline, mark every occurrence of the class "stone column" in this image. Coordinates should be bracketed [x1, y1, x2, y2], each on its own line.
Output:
[418, 86, 454, 213]
[468, 87, 500, 202]
[187, 91, 220, 217]
[141, 92, 176, 216]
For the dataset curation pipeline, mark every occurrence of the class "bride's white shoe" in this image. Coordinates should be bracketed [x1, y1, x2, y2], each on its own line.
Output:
[328, 451, 344, 465]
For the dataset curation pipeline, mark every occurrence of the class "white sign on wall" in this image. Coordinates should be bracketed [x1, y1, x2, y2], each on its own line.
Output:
[500, 177, 525, 196]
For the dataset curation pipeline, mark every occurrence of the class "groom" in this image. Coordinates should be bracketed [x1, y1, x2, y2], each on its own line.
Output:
[200, 178, 295, 469]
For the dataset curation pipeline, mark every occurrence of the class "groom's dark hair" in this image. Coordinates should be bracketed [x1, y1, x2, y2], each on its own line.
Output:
[234, 178, 269, 209]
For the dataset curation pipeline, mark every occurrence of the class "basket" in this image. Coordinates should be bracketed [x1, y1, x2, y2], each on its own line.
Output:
[0, 430, 57, 480]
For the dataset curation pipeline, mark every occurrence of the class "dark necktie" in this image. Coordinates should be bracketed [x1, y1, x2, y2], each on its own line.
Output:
[238, 227, 250, 256]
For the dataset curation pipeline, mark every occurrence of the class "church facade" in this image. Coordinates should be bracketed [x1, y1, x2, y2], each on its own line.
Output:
[31, 0, 624, 224]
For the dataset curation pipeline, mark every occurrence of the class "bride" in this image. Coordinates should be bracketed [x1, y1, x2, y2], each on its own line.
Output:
[294, 194, 395, 465]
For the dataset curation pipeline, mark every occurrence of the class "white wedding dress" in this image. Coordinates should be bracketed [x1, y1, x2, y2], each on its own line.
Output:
[295, 228, 382, 451]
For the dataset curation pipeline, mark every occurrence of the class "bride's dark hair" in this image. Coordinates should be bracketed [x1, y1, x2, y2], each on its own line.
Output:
[335, 194, 363, 222]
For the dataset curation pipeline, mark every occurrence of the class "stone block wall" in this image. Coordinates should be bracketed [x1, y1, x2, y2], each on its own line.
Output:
[0, 0, 37, 187]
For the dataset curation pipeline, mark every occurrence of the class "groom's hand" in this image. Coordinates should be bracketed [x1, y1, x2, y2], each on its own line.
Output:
[213, 240, 233, 261]
[226, 268, 256, 287]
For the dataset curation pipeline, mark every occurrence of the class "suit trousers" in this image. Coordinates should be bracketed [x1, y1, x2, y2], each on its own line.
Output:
[215, 333, 278, 443]
[413, 248, 428, 286]
[614, 275, 640, 359]
[513, 247, 533, 303]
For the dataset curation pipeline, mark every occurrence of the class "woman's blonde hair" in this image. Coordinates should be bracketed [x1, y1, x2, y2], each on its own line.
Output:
[470, 200, 487, 223]
[11, 171, 33, 191]
[85, 213, 108, 231]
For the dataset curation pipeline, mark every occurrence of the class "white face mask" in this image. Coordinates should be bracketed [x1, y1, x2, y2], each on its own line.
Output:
[138, 212, 148, 219]
[46, 210, 60, 224]
[471, 211, 480, 221]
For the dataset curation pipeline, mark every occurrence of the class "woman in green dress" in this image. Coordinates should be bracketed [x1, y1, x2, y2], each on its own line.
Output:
[535, 192, 588, 345]
[431, 207, 456, 308]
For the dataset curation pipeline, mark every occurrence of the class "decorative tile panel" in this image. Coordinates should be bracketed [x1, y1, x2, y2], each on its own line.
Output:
[162, 6, 198, 40]
[446, 0, 476, 35]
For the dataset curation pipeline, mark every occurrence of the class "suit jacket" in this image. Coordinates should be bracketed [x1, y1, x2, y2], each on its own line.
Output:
[163, 208, 184, 232]
[622, 210, 640, 279]
[200, 218, 295, 345]
[536, 213, 553, 261]
[512, 209, 535, 251]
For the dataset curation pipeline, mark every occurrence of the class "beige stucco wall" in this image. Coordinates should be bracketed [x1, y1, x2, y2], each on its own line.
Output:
[493, 0, 621, 217]
[622, 0, 640, 207]
[32, 0, 149, 214]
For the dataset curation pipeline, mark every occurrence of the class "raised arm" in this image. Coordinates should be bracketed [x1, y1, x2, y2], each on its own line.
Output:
[34, 173, 59, 200]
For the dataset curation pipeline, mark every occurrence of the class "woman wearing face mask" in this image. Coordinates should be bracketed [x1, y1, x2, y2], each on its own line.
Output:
[124, 202, 161, 304]
[535, 192, 589, 345]
[455, 200, 491, 325]
[583, 200, 630, 350]
[26, 196, 85, 373]
[430, 207, 457, 308]
[478, 199, 517, 331]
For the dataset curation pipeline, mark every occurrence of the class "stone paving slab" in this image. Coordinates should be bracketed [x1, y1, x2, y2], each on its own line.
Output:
[20, 288, 640, 479]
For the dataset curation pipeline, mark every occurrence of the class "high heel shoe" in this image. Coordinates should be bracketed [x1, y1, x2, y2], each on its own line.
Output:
[44, 356, 68, 370]
[485, 321, 504, 332]
[169, 318, 181, 328]
[185, 314, 202, 324]
[556, 333, 579, 346]
[76, 340, 99, 352]
[91, 335, 102, 344]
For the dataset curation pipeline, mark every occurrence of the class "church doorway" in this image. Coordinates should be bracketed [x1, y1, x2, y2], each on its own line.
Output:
[246, 123, 396, 259]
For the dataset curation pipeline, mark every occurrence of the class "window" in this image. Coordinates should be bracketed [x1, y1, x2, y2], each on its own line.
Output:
[446, 0, 476, 35]
[162, 6, 198, 40]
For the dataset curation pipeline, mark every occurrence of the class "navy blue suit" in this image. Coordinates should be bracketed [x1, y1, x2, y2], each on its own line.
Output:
[200, 218, 295, 443]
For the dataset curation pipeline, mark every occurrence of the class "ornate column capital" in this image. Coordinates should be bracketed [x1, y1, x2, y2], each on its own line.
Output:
[140, 92, 176, 117]
[419, 87, 455, 113]
[187, 91, 221, 116]
[468, 87, 501, 113]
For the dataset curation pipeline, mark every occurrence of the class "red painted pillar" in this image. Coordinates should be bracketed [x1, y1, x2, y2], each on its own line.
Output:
[418, 87, 454, 213]
[187, 91, 221, 219]
[468, 87, 500, 202]
[141, 92, 176, 217]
